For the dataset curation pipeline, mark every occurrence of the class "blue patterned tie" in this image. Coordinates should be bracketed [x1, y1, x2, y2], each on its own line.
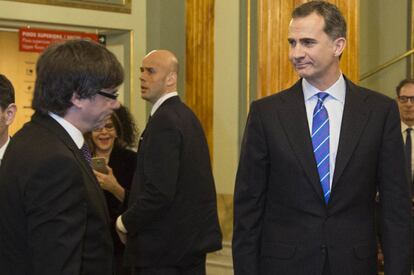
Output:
[312, 92, 330, 204]
[81, 143, 92, 166]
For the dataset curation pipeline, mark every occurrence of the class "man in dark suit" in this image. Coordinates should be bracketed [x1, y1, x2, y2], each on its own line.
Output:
[0, 74, 17, 165]
[395, 78, 414, 272]
[396, 79, 414, 183]
[116, 50, 222, 275]
[232, 1, 412, 275]
[0, 39, 123, 275]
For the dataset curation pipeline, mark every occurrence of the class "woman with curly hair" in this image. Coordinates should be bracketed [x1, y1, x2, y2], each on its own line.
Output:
[85, 104, 138, 275]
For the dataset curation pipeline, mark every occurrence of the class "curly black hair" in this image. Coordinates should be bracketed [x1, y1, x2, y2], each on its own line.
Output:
[112, 105, 139, 149]
[85, 104, 139, 155]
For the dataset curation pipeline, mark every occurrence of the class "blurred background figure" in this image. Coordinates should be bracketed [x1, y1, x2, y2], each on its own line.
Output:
[395, 78, 414, 273]
[0, 74, 17, 165]
[85, 104, 138, 275]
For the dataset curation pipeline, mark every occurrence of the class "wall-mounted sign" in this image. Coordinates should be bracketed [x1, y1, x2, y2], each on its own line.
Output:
[19, 28, 98, 53]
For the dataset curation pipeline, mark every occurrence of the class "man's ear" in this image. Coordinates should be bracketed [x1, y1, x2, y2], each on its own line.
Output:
[333, 37, 346, 57]
[4, 103, 17, 126]
[71, 93, 84, 109]
[166, 72, 177, 86]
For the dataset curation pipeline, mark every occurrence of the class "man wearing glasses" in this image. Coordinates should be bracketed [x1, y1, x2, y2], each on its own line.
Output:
[0, 39, 122, 275]
[396, 78, 414, 272]
[396, 79, 414, 184]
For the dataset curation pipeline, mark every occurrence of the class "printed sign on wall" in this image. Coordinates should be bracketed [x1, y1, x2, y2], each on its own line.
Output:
[19, 28, 98, 52]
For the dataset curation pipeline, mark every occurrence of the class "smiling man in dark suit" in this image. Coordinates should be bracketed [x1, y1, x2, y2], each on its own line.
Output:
[232, 1, 412, 275]
[116, 50, 222, 275]
[0, 39, 123, 275]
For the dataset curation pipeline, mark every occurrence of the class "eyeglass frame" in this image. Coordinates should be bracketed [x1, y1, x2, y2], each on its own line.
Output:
[397, 96, 414, 104]
[94, 122, 115, 132]
[97, 89, 119, 100]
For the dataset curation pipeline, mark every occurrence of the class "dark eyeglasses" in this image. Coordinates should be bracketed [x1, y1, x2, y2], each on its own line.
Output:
[97, 89, 119, 100]
[398, 96, 414, 104]
[95, 123, 115, 132]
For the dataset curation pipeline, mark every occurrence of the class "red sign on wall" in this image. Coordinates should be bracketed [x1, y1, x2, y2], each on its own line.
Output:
[19, 28, 99, 53]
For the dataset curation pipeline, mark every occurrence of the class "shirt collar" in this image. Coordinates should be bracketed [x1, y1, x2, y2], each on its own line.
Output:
[0, 136, 10, 160]
[151, 91, 178, 116]
[303, 74, 346, 103]
[401, 121, 413, 132]
[49, 112, 84, 149]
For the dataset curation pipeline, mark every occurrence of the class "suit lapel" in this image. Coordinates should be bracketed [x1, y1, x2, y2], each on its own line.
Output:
[277, 80, 325, 201]
[332, 80, 370, 189]
[32, 113, 111, 221]
[138, 96, 180, 152]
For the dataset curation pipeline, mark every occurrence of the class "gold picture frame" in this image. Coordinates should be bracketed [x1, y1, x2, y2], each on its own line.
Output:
[9, 0, 131, 14]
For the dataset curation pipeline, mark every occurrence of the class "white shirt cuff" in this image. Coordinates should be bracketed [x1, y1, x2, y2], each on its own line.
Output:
[116, 215, 128, 233]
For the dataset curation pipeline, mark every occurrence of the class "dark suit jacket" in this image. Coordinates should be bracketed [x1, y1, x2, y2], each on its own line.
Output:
[0, 112, 114, 275]
[232, 78, 412, 275]
[123, 96, 222, 267]
[105, 145, 136, 255]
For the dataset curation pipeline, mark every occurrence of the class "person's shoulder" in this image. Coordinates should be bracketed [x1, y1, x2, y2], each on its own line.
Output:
[252, 80, 301, 108]
[110, 146, 137, 165]
[156, 96, 194, 120]
[120, 147, 137, 159]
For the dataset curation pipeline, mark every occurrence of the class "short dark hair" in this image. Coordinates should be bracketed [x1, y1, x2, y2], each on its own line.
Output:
[292, 1, 347, 40]
[0, 74, 15, 110]
[396, 79, 414, 96]
[32, 39, 124, 116]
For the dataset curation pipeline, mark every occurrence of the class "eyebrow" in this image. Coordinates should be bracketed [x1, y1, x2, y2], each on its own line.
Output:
[141, 66, 155, 70]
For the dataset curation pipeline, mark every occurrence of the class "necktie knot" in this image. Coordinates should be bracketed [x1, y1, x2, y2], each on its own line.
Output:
[317, 92, 329, 102]
[407, 128, 412, 134]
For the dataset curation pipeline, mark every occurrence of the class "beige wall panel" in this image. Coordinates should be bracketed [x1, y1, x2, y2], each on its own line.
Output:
[257, 0, 359, 98]
[186, 0, 215, 154]
[334, 0, 359, 83]
[0, 31, 39, 135]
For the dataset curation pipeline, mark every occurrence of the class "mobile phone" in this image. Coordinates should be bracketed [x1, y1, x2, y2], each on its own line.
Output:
[91, 157, 109, 174]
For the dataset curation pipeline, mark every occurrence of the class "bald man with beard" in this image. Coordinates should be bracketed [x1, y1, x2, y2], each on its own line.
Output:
[116, 50, 222, 275]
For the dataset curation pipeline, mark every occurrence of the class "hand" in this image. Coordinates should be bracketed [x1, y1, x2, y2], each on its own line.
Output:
[93, 166, 116, 191]
[93, 167, 125, 202]
[116, 226, 127, 244]
[116, 216, 127, 244]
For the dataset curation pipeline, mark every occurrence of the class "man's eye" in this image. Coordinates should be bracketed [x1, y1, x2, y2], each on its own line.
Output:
[302, 40, 314, 46]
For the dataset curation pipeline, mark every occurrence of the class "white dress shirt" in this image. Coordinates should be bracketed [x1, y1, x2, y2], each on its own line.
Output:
[303, 75, 346, 188]
[49, 112, 84, 149]
[0, 136, 11, 165]
[150, 91, 179, 116]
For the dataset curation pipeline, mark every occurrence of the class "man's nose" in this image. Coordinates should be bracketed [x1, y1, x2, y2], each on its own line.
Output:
[291, 45, 305, 59]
